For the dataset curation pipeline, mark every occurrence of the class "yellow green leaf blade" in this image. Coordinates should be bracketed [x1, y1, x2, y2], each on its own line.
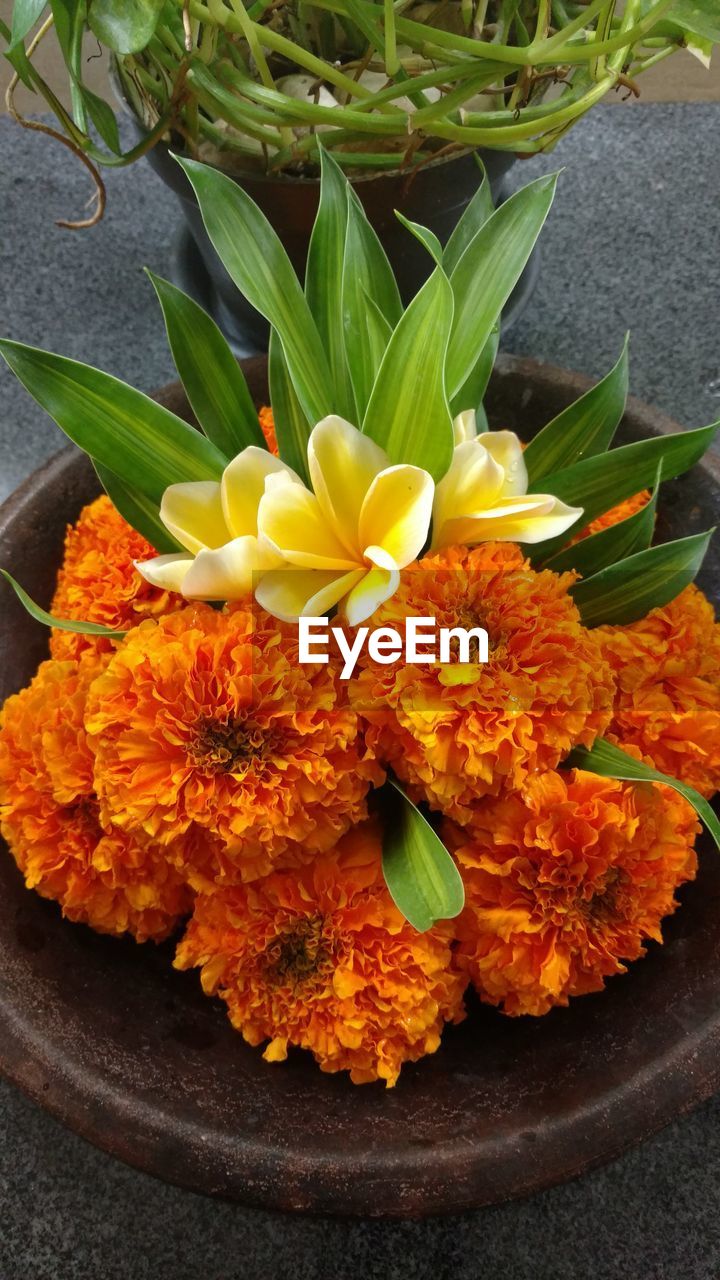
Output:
[570, 531, 714, 626]
[382, 780, 465, 932]
[565, 738, 720, 852]
[1, 570, 129, 639]
[0, 339, 227, 507]
[545, 475, 659, 576]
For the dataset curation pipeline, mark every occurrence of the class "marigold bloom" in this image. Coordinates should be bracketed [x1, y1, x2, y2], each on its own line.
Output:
[259, 406, 278, 455]
[597, 585, 720, 798]
[0, 657, 191, 941]
[447, 769, 699, 1016]
[350, 543, 615, 820]
[576, 489, 651, 541]
[175, 821, 466, 1085]
[50, 495, 177, 661]
[85, 604, 383, 881]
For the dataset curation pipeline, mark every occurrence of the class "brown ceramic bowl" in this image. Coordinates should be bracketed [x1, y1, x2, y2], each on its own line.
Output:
[1, 355, 719, 1218]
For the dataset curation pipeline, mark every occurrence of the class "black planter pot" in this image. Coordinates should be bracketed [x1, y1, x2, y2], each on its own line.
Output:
[141, 139, 537, 352]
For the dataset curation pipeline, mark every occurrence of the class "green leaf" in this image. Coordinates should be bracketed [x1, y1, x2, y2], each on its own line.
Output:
[394, 211, 443, 264]
[450, 327, 499, 418]
[10, 0, 47, 48]
[0, 569, 129, 639]
[570, 529, 714, 626]
[344, 190, 403, 329]
[341, 202, 398, 420]
[362, 267, 454, 479]
[524, 337, 629, 483]
[446, 173, 557, 398]
[663, 0, 720, 42]
[381, 780, 465, 932]
[545, 478, 658, 576]
[77, 84, 121, 155]
[442, 157, 493, 275]
[564, 737, 720, 853]
[93, 462, 181, 555]
[0, 339, 227, 508]
[535, 423, 717, 558]
[268, 331, 311, 485]
[87, 0, 164, 53]
[176, 157, 334, 427]
[305, 148, 355, 421]
[148, 273, 264, 457]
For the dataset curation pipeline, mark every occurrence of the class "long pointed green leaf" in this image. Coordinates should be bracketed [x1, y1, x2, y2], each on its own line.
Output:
[305, 149, 356, 421]
[524, 337, 629, 483]
[450, 327, 499, 418]
[362, 267, 454, 479]
[394, 212, 443, 264]
[93, 462, 181, 555]
[446, 173, 557, 398]
[565, 737, 720, 853]
[0, 339, 227, 507]
[344, 189, 403, 329]
[382, 780, 465, 932]
[0, 570, 129, 640]
[148, 272, 264, 457]
[341, 201, 398, 420]
[176, 156, 333, 427]
[535, 423, 717, 559]
[442, 157, 493, 275]
[570, 529, 714, 626]
[268, 332, 311, 484]
[545, 478, 658, 576]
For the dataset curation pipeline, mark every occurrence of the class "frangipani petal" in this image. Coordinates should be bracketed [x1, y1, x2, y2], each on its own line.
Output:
[180, 535, 282, 601]
[481, 430, 528, 496]
[359, 466, 434, 569]
[255, 566, 364, 621]
[308, 415, 388, 557]
[221, 446, 301, 539]
[452, 409, 478, 446]
[258, 481, 360, 571]
[160, 482, 229, 554]
[340, 566, 401, 627]
[434, 495, 583, 549]
[134, 553, 194, 593]
[432, 442, 505, 545]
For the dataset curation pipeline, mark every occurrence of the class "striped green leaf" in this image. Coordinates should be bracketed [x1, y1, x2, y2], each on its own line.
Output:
[93, 462, 181, 555]
[446, 173, 557, 398]
[341, 200, 398, 420]
[570, 529, 714, 626]
[0, 339, 227, 507]
[545, 475, 658, 576]
[362, 267, 454, 479]
[565, 738, 720, 853]
[177, 156, 333, 427]
[535, 423, 717, 559]
[1, 570, 128, 640]
[305, 148, 356, 421]
[268, 332, 311, 485]
[525, 337, 629, 483]
[382, 780, 465, 932]
[442, 157, 493, 275]
[148, 272, 264, 457]
[394, 212, 443, 264]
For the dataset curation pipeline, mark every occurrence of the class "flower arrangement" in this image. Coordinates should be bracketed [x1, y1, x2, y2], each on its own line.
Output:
[1, 152, 719, 1087]
[2, 1, 717, 221]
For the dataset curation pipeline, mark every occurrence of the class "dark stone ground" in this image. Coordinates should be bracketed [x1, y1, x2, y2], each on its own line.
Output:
[1, 103, 719, 1277]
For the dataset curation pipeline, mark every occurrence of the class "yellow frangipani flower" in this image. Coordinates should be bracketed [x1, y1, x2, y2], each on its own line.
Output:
[135, 447, 300, 599]
[255, 416, 435, 626]
[430, 412, 583, 551]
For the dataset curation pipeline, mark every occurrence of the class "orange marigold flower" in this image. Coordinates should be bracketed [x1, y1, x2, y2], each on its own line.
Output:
[258, 405, 278, 455]
[86, 604, 383, 881]
[174, 820, 466, 1085]
[0, 657, 191, 941]
[575, 489, 651, 541]
[50, 495, 179, 661]
[447, 768, 698, 1017]
[350, 543, 615, 821]
[597, 584, 720, 798]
